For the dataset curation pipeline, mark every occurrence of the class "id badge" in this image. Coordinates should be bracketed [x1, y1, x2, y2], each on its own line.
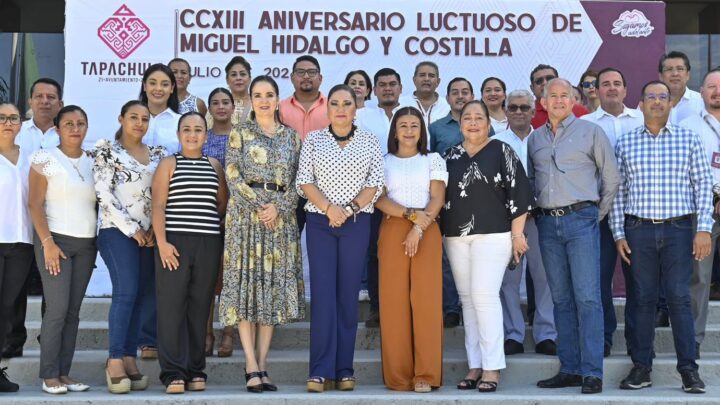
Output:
[713, 152, 720, 169]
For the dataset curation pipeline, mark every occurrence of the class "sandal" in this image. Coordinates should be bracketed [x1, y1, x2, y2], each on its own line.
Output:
[457, 375, 480, 390]
[336, 376, 355, 391]
[140, 346, 158, 360]
[259, 370, 277, 391]
[478, 380, 498, 392]
[187, 377, 206, 391]
[244, 370, 263, 393]
[306, 376, 334, 393]
[128, 373, 149, 391]
[165, 379, 185, 394]
[217, 327, 234, 358]
[414, 381, 432, 393]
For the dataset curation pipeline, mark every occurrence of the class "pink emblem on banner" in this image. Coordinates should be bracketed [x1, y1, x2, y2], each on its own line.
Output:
[97, 5, 150, 59]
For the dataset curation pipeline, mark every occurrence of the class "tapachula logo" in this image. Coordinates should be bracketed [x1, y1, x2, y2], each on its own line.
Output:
[97, 5, 151, 59]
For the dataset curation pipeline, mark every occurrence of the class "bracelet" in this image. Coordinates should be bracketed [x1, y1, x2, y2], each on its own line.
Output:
[324, 202, 332, 212]
[350, 200, 361, 214]
[413, 224, 424, 239]
[511, 233, 525, 240]
[40, 235, 53, 245]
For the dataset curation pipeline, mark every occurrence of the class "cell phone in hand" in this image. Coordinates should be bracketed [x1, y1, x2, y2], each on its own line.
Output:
[508, 253, 524, 271]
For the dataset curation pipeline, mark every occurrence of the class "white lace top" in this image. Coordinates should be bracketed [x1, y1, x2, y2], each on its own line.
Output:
[30, 148, 97, 238]
[93, 139, 167, 237]
[384, 152, 448, 208]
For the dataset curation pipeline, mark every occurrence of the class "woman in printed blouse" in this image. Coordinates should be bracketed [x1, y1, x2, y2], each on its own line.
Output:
[442, 100, 532, 393]
[219, 75, 304, 393]
[94, 100, 167, 394]
[202, 87, 236, 358]
[375, 106, 447, 393]
[28, 105, 97, 395]
[296, 84, 384, 393]
[151, 112, 228, 394]
[169, 58, 208, 116]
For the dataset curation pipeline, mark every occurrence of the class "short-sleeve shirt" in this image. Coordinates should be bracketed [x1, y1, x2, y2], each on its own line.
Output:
[384, 152, 448, 208]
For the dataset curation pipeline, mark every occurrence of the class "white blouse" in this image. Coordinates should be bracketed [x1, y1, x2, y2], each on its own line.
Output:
[490, 116, 509, 134]
[93, 139, 167, 237]
[384, 152, 448, 208]
[0, 149, 32, 244]
[296, 127, 384, 214]
[145, 109, 181, 153]
[30, 148, 97, 238]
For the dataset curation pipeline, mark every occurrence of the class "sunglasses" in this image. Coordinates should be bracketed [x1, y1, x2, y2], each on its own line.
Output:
[507, 104, 532, 112]
[580, 80, 597, 89]
[533, 75, 556, 86]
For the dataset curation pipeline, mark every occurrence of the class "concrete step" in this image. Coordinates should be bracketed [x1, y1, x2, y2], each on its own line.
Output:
[20, 320, 720, 355]
[25, 297, 720, 325]
[0, 384, 717, 404]
[3, 350, 720, 389]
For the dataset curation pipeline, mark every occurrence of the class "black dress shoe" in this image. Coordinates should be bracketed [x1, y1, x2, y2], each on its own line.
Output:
[654, 310, 669, 327]
[680, 369, 705, 394]
[0, 367, 19, 392]
[535, 340, 557, 355]
[504, 339, 524, 355]
[582, 376, 602, 394]
[604, 343, 611, 358]
[364, 310, 380, 328]
[537, 372, 582, 388]
[1, 346, 22, 359]
[443, 312, 460, 328]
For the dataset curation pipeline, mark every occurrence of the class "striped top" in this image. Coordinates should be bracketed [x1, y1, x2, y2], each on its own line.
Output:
[165, 154, 221, 235]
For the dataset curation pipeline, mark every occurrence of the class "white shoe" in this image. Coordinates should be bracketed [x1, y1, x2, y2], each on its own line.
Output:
[42, 381, 68, 394]
[65, 382, 90, 392]
[358, 289, 370, 302]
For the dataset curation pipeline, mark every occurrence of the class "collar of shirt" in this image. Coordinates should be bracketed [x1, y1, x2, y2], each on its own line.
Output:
[534, 99, 546, 113]
[289, 93, 327, 112]
[152, 108, 177, 119]
[642, 122, 675, 138]
[701, 109, 720, 128]
[680, 87, 702, 102]
[594, 105, 642, 120]
[24, 118, 57, 135]
[440, 112, 458, 125]
[544, 113, 577, 134]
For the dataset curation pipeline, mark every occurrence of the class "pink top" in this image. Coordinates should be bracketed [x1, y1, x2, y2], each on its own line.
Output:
[279, 93, 330, 141]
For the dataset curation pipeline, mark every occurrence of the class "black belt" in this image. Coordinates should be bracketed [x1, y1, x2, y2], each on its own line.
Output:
[537, 201, 596, 217]
[248, 182, 286, 192]
[625, 214, 692, 224]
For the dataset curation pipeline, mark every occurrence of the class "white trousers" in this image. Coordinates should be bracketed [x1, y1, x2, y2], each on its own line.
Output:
[445, 232, 511, 370]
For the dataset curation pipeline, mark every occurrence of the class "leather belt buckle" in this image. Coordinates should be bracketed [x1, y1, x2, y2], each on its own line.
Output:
[263, 183, 270, 191]
[651, 218, 664, 224]
[550, 208, 565, 217]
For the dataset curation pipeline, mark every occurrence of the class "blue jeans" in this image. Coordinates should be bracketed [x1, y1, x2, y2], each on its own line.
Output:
[442, 244, 461, 314]
[536, 205, 604, 379]
[599, 218, 618, 347]
[98, 228, 155, 358]
[624, 216, 697, 371]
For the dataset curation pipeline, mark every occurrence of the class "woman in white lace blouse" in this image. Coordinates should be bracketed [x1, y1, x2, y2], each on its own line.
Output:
[375, 106, 447, 393]
[93, 100, 167, 394]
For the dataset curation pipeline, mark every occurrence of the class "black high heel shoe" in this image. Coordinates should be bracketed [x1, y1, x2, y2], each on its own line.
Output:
[259, 371, 277, 391]
[244, 370, 263, 393]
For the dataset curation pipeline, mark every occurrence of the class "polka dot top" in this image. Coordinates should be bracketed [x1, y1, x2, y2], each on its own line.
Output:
[296, 126, 384, 214]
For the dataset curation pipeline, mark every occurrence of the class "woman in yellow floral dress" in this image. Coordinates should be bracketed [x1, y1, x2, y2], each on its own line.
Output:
[219, 75, 304, 393]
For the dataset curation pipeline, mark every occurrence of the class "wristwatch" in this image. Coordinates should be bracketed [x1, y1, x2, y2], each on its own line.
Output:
[403, 208, 417, 222]
[344, 205, 354, 216]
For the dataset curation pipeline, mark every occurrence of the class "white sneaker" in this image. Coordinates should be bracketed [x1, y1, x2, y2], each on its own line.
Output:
[42, 381, 68, 394]
[65, 382, 90, 392]
[358, 290, 370, 302]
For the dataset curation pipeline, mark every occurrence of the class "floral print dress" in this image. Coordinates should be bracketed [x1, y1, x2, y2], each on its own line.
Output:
[219, 121, 305, 326]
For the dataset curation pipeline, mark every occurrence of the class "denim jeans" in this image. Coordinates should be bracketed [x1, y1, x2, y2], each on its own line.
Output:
[624, 216, 698, 371]
[536, 205, 604, 379]
[599, 218, 618, 347]
[98, 227, 155, 358]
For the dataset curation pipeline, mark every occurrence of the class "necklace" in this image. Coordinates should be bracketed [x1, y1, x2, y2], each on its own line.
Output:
[68, 157, 86, 182]
[329, 125, 356, 142]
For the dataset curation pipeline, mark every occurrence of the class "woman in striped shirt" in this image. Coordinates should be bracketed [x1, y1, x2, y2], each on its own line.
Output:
[151, 112, 228, 394]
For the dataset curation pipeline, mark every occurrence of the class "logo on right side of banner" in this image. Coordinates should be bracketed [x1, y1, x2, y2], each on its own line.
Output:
[611, 9, 654, 38]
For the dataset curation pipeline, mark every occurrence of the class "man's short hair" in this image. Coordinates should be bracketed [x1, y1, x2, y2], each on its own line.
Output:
[530, 64, 558, 84]
[506, 89, 535, 104]
[597, 67, 627, 87]
[701, 67, 720, 86]
[374, 68, 401, 86]
[30, 78, 63, 100]
[446, 77, 473, 95]
[640, 80, 670, 98]
[541, 78, 573, 98]
[292, 55, 320, 73]
[414, 61, 439, 77]
[658, 51, 691, 73]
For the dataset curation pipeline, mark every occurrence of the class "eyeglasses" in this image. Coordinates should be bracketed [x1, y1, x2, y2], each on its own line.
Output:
[293, 69, 319, 78]
[580, 80, 597, 89]
[643, 93, 670, 102]
[533, 75, 556, 86]
[507, 104, 532, 112]
[0, 115, 21, 125]
[60, 121, 87, 130]
[662, 66, 687, 73]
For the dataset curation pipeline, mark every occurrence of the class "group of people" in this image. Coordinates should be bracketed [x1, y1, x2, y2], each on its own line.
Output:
[0, 49, 718, 397]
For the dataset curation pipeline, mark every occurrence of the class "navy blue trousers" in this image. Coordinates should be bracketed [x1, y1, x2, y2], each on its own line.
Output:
[306, 212, 370, 379]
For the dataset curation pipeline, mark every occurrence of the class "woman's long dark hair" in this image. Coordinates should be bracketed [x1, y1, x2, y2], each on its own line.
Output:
[114, 100, 149, 140]
[248, 75, 283, 124]
[139, 63, 179, 114]
[387, 106, 428, 155]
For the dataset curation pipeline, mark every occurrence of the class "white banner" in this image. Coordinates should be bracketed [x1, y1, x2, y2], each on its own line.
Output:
[65, 0, 602, 144]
